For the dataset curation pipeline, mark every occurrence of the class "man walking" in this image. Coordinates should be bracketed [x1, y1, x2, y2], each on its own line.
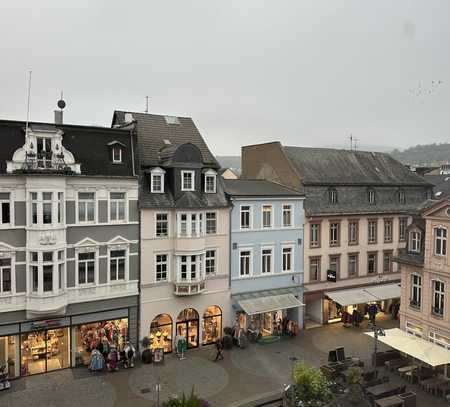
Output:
[214, 338, 224, 361]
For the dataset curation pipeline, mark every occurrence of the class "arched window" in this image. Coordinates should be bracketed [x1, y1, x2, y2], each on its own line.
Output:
[176, 308, 199, 349]
[328, 188, 338, 204]
[202, 306, 222, 345]
[150, 314, 173, 353]
[367, 188, 376, 205]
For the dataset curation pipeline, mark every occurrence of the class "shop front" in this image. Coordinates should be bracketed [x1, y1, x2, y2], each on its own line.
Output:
[150, 314, 173, 353]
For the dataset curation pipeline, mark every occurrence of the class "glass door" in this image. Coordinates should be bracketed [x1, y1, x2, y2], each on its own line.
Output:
[46, 328, 70, 372]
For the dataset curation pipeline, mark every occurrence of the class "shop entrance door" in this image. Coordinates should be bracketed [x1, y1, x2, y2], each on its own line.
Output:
[176, 308, 199, 349]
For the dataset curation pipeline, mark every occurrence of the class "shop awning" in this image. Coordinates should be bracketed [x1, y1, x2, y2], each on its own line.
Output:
[365, 328, 450, 367]
[325, 283, 401, 306]
[238, 293, 304, 316]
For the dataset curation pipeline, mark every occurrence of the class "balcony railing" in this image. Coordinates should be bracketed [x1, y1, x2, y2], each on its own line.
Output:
[26, 291, 68, 316]
[173, 279, 206, 296]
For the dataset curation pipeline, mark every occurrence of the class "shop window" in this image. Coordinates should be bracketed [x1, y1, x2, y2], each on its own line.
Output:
[262, 205, 272, 228]
[282, 246, 293, 272]
[309, 257, 321, 281]
[239, 250, 251, 277]
[176, 308, 199, 349]
[310, 223, 320, 248]
[110, 192, 126, 222]
[202, 306, 222, 345]
[0, 258, 12, 293]
[181, 170, 195, 191]
[434, 227, 447, 256]
[348, 220, 358, 245]
[150, 314, 172, 353]
[205, 212, 216, 234]
[205, 250, 216, 276]
[240, 205, 251, 229]
[156, 213, 168, 237]
[399, 218, 408, 241]
[78, 192, 95, 223]
[109, 250, 126, 281]
[0, 192, 11, 225]
[282, 204, 292, 227]
[410, 274, 421, 308]
[78, 252, 95, 285]
[384, 219, 393, 243]
[432, 280, 445, 317]
[367, 253, 377, 274]
[348, 254, 358, 277]
[368, 220, 378, 244]
[155, 254, 168, 282]
[0, 336, 17, 378]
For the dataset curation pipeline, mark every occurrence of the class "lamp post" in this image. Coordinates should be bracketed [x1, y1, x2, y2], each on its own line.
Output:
[372, 327, 386, 369]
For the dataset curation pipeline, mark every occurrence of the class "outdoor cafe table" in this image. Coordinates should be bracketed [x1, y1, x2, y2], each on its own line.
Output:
[366, 383, 403, 399]
[398, 365, 418, 375]
[374, 395, 404, 407]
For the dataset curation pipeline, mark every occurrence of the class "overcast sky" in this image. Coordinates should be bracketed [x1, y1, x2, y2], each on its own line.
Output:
[1, 1, 449, 155]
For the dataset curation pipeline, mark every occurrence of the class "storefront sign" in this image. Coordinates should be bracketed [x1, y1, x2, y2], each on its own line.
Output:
[153, 348, 164, 364]
[30, 319, 62, 330]
[327, 269, 337, 283]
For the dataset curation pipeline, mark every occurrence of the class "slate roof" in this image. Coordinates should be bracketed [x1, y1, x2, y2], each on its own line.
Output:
[112, 111, 219, 168]
[0, 119, 135, 177]
[424, 174, 450, 198]
[224, 179, 303, 197]
[283, 146, 430, 186]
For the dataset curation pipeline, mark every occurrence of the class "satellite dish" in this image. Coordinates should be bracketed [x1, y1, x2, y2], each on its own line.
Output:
[57, 99, 66, 110]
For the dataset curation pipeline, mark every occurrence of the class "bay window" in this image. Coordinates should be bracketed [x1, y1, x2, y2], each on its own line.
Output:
[178, 255, 203, 282]
[28, 251, 62, 295]
[178, 212, 204, 237]
[206, 212, 216, 234]
[42, 192, 52, 224]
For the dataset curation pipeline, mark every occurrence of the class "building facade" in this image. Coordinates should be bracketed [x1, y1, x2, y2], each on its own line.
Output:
[241, 142, 432, 326]
[225, 179, 305, 336]
[397, 199, 450, 350]
[0, 119, 139, 378]
[112, 112, 231, 353]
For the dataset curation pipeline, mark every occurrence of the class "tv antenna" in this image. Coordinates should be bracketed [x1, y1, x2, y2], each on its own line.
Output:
[145, 96, 149, 113]
[25, 70, 32, 137]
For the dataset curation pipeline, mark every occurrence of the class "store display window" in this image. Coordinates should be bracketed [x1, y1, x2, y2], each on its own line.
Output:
[0, 335, 18, 378]
[150, 314, 172, 353]
[74, 319, 128, 367]
[202, 306, 222, 345]
[176, 308, 199, 349]
[20, 328, 70, 376]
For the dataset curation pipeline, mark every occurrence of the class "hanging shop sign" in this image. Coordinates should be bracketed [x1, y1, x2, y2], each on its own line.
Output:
[327, 269, 337, 283]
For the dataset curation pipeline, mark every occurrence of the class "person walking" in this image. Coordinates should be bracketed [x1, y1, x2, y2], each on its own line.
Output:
[214, 338, 224, 361]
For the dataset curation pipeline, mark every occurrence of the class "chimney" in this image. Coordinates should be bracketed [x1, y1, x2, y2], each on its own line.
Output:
[54, 110, 63, 125]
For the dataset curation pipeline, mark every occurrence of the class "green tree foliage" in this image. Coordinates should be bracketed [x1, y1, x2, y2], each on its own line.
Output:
[390, 143, 450, 165]
[292, 361, 332, 406]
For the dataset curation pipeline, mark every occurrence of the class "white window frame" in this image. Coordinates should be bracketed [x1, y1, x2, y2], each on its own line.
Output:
[205, 211, 217, 235]
[155, 212, 169, 238]
[77, 251, 96, 286]
[112, 146, 122, 163]
[431, 279, 445, 317]
[429, 332, 450, 350]
[434, 226, 447, 256]
[204, 170, 217, 193]
[239, 248, 253, 278]
[181, 170, 195, 192]
[282, 203, 293, 228]
[409, 231, 421, 254]
[281, 245, 294, 272]
[155, 253, 169, 282]
[150, 167, 165, 193]
[77, 191, 96, 224]
[0, 192, 12, 226]
[177, 254, 203, 282]
[75, 247, 99, 287]
[0, 255, 14, 295]
[410, 273, 422, 308]
[261, 246, 274, 274]
[205, 249, 217, 276]
[109, 191, 127, 223]
[261, 205, 273, 229]
[177, 212, 204, 238]
[107, 246, 129, 283]
[240, 204, 252, 230]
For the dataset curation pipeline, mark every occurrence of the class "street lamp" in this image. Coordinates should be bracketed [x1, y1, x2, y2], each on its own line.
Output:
[372, 327, 386, 369]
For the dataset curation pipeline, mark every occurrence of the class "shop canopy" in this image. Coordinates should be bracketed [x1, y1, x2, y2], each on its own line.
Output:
[365, 328, 450, 367]
[238, 293, 304, 316]
[325, 283, 401, 307]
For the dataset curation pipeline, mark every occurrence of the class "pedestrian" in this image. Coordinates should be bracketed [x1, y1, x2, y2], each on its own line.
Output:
[214, 338, 224, 361]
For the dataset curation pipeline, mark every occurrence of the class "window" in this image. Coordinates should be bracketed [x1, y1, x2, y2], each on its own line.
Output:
[150, 168, 165, 193]
[156, 213, 168, 237]
[368, 220, 377, 244]
[329, 256, 340, 280]
[399, 218, 408, 241]
[78, 192, 95, 223]
[310, 223, 320, 248]
[348, 220, 358, 245]
[0, 193, 11, 225]
[181, 170, 195, 191]
[179, 214, 188, 237]
[409, 231, 421, 253]
[329, 222, 340, 247]
[110, 192, 126, 222]
[155, 254, 168, 282]
[429, 332, 450, 350]
[368, 188, 376, 204]
[205, 250, 216, 276]
[432, 280, 445, 317]
[239, 250, 251, 277]
[31, 192, 38, 225]
[434, 227, 447, 256]
[178, 255, 202, 281]
[78, 252, 95, 285]
[110, 250, 126, 281]
[180, 256, 187, 280]
[36, 137, 52, 168]
[329, 188, 338, 204]
[368, 253, 377, 274]
[206, 212, 216, 235]
[204, 171, 217, 193]
[384, 219, 393, 243]
[261, 248, 273, 274]
[42, 192, 52, 224]
[262, 205, 272, 228]
[112, 146, 122, 163]
[282, 204, 292, 227]
[190, 255, 197, 280]
[410, 274, 421, 308]
[398, 189, 406, 204]
[282, 247, 293, 272]
[309, 257, 321, 281]
[240, 205, 251, 229]
[57, 192, 63, 224]
[348, 254, 358, 277]
[406, 321, 423, 338]
[42, 251, 53, 292]
[0, 258, 11, 293]
[383, 252, 392, 273]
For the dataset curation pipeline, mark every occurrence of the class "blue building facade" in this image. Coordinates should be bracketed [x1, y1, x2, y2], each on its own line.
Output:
[224, 179, 305, 337]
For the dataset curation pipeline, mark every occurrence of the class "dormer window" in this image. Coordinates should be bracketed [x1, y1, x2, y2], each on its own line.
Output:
[368, 188, 376, 205]
[204, 170, 217, 193]
[398, 189, 406, 204]
[112, 146, 122, 163]
[409, 231, 421, 253]
[182, 170, 195, 191]
[150, 167, 165, 193]
[328, 188, 338, 204]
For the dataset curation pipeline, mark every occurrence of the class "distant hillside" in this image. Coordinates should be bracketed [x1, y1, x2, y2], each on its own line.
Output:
[390, 143, 450, 166]
[217, 156, 241, 171]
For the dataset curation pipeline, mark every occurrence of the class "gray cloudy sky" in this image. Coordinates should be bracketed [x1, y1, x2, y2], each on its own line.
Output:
[1, 1, 449, 155]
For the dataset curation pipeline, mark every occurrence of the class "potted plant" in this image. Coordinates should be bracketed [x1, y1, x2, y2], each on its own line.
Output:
[163, 387, 211, 407]
[140, 336, 152, 364]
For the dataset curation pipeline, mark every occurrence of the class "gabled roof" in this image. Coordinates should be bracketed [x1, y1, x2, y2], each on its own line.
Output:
[224, 179, 303, 198]
[282, 146, 431, 186]
[112, 111, 219, 168]
[0, 119, 135, 177]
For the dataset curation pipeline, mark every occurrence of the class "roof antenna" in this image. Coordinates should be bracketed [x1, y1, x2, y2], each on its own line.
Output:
[25, 70, 32, 136]
[349, 134, 353, 151]
[145, 96, 149, 114]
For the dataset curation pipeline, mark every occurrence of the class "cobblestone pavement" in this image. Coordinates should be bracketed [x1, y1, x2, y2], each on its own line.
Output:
[1, 318, 447, 407]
